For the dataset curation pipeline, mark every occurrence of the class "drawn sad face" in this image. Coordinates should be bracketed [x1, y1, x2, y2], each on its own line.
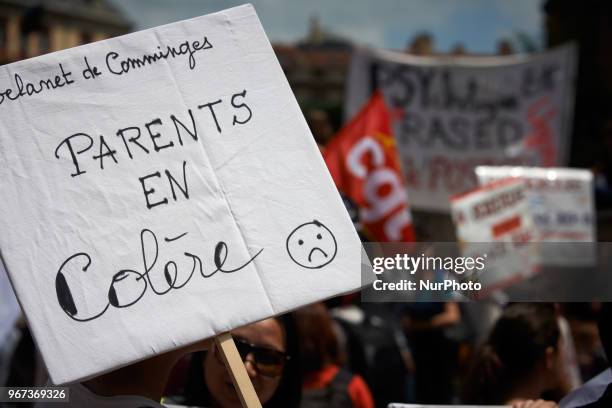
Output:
[286, 220, 337, 269]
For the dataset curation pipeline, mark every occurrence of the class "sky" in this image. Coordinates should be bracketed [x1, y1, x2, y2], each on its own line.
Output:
[109, 0, 545, 53]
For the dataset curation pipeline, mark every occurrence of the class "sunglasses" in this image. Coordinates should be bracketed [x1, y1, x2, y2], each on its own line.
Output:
[214, 336, 290, 378]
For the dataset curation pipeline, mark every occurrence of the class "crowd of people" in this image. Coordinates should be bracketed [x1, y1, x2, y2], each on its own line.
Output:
[1, 295, 612, 407]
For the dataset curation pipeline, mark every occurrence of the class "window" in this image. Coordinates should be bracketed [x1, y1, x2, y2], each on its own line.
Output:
[80, 32, 93, 45]
[39, 27, 50, 53]
[20, 30, 29, 57]
[0, 18, 6, 49]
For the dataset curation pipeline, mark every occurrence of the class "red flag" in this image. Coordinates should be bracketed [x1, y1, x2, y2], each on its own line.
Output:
[324, 92, 415, 242]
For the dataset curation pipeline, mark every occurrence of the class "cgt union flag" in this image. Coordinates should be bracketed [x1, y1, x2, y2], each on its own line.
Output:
[324, 92, 415, 242]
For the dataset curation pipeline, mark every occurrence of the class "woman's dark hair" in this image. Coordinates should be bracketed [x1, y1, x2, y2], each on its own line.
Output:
[461, 303, 560, 405]
[293, 302, 341, 373]
[183, 313, 302, 408]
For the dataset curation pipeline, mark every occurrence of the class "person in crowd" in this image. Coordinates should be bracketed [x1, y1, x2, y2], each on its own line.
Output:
[179, 314, 302, 408]
[329, 299, 413, 406]
[37, 339, 211, 408]
[401, 301, 460, 404]
[560, 303, 608, 383]
[462, 303, 565, 407]
[294, 302, 374, 408]
[397, 239, 462, 404]
[37, 314, 299, 407]
[560, 303, 612, 407]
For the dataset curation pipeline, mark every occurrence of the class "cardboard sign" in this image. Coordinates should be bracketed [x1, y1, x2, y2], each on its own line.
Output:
[0, 4, 362, 384]
[476, 166, 595, 265]
[388, 405, 510, 408]
[346, 45, 577, 212]
[475, 166, 595, 240]
[450, 179, 538, 289]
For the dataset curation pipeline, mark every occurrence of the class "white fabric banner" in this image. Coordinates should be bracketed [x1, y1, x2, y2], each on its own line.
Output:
[346, 45, 577, 212]
[0, 5, 362, 384]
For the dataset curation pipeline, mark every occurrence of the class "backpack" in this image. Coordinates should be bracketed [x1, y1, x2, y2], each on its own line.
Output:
[301, 368, 354, 408]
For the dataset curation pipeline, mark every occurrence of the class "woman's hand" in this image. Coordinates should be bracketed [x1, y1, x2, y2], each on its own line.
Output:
[512, 399, 559, 408]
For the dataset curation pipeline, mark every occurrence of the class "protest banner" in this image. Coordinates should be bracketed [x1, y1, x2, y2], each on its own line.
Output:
[0, 4, 363, 387]
[346, 44, 577, 212]
[450, 179, 538, 291]
[324, 92, 416, 242]
[476, 166, 595, 265]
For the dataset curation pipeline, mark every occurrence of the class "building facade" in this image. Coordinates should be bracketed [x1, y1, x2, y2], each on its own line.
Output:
[273, 17, 353, 129]
[0, 0, 130, 64]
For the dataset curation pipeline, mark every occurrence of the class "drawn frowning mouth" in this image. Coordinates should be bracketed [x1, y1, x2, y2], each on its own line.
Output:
[308, 247, 328, 262]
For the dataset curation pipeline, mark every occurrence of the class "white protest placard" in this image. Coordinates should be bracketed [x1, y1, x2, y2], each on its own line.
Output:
[346, 45, 577, 212]
[388, 405, 509, 408]
[0, 4, 363, 384]
[476, 166, 595, 265]
[476, 166, 596, 244]
[450, 179, 538, 290]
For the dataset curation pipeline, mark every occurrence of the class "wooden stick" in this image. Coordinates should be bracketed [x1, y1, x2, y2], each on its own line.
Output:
[214, 332, 262, 408]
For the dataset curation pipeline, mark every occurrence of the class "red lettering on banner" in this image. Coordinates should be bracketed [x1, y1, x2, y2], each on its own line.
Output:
[524, 95, 557, 166]
[492, 215, 522, 237]
[405, 155, 528, 195]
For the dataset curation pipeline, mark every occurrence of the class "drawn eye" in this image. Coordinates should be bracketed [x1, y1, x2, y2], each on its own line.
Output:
[298, 239, 304, 245]
[316, 233, 322, 240]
